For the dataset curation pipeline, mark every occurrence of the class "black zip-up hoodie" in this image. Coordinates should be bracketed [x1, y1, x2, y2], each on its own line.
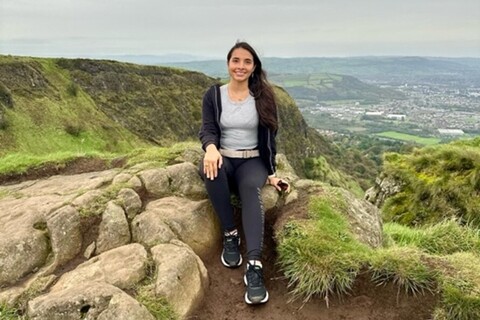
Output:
[198, 84, 277, 176]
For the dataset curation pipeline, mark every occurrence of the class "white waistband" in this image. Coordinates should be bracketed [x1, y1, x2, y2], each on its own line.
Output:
[219, 148, 260, 158]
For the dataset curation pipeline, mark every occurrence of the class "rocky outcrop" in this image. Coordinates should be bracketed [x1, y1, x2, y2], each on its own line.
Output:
[364, 174, 404, 208]
[0, 154, 382, 319]
[275, 178, 383, 249]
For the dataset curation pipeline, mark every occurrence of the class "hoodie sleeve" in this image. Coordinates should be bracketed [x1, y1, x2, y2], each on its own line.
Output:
[198, 86, 220, 150]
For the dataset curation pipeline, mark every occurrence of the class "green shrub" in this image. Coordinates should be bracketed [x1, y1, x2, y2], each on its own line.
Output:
[66, 82, 78, 97]
[382, 141, 480, 227]
[63, 123, 84, 137]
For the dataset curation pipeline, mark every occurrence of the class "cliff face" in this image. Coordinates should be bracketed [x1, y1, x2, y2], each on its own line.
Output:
[0, 55, 330, 176]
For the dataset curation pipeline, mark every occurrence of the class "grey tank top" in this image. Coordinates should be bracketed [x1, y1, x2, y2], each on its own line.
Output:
[220, 84, 259, 150]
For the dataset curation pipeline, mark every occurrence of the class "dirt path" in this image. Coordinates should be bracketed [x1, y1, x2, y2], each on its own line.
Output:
[190, 223, 438, 320]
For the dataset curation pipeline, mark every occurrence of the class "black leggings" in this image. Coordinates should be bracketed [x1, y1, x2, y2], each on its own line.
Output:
[200, 157, 268, 261]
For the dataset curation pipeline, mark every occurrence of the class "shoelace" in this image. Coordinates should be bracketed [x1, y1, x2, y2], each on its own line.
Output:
[224, 235, 239, 251]
[246, 264, 264, 287]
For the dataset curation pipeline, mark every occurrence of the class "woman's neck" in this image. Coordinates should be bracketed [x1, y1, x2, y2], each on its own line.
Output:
[228, 80, 249, 93]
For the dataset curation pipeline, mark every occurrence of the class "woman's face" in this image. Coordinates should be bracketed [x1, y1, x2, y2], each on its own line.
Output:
[227, 48, 256, 83]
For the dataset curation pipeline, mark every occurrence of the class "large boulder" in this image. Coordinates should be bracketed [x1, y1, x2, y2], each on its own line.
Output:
[43, 205, 83, 273]
[152, 240, 208, 319]
[52, 244, 148, 292]
[95, 201, 131, 254]
[0, 229, 50, 287]
[139, 162, 206, 200]
[116, 188, 142, 219]
[137, 196, 220, 259]
[27, 281, 154, 320]
[132, 214, 177, 248]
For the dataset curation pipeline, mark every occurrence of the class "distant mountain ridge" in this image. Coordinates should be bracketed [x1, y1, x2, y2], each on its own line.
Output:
[162, 56, 480, 86]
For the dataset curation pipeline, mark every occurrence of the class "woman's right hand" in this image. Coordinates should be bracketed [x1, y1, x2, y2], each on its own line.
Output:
[203, 144, 223, 180]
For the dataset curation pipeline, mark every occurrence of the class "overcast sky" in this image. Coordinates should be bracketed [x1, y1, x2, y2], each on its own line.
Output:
[1, 0, 479, 59]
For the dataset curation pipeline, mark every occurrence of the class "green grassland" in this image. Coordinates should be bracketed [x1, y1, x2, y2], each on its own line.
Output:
[376, 131, 441, 145]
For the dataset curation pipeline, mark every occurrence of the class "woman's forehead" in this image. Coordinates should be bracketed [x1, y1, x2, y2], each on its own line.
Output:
[230, 48, 253, 60]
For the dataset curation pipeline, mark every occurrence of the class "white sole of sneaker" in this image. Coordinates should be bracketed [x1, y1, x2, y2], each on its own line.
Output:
[220, 238, 242, 268]
[221, 252, 243, 268]
[243, 274, 269, 305]
[244, 290, 269, 305]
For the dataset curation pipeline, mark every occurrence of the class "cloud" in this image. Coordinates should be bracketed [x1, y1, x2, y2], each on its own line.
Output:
[1, 0, 479, 57]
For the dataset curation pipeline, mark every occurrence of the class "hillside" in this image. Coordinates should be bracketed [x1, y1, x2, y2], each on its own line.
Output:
[0, 55, 356, 184]
[269, 72, 404, 102]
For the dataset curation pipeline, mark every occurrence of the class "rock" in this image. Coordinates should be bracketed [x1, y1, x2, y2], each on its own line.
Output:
[96, 201, 131, 254]
[285, 189, 299, 205]
[112, 173, 133, 185]
[53, 243, 148, 292]
[142, 197, 220, 259]
[116, 188, 142, 219]
[14, 170, 118, 198]
[0, 274, 57, 307]
[27, 281, 154, 320]
[0, 229, 50, 287]
[177, 146, 204, 165]
[71, 190, 103, 209]
[44, 205, 83, 272]
[276, 153, 300, 182]
[112, 173, 143, 193]
[139, 168, 170, 198]
[132, 213, 177, 248]
[261, 186, 280, 211]
[96, 289, 155, 320]
[152, 242, 208, 319]
[166, 162, 207, 200]
[364, 174, 404, 208]
[83, 242, 96, 259]
[338, 188, 383, 248]
[139, 163, 207, 200]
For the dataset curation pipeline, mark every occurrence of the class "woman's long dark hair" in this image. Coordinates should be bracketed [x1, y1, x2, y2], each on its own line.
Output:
[227, 42, 278, 131]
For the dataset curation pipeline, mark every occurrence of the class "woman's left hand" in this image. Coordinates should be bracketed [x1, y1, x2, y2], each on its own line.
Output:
[267, 177, 291, 193]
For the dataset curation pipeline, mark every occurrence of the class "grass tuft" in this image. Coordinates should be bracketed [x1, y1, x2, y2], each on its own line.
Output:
[277, 195, 370, 302]
[135, 285, 178, 320]
[369, 247, 437, 296]
[434, 253, 480, 320]
[384, 220, 480, 255]
[0, 304, 26, 320]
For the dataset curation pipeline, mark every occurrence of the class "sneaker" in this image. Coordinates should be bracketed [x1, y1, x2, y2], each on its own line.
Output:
[244, 262, 269, 304]
[221, 233, 242, 268]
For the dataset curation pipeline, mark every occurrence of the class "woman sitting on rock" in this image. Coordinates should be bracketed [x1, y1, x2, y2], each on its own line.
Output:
[199, 41, 290, 305]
